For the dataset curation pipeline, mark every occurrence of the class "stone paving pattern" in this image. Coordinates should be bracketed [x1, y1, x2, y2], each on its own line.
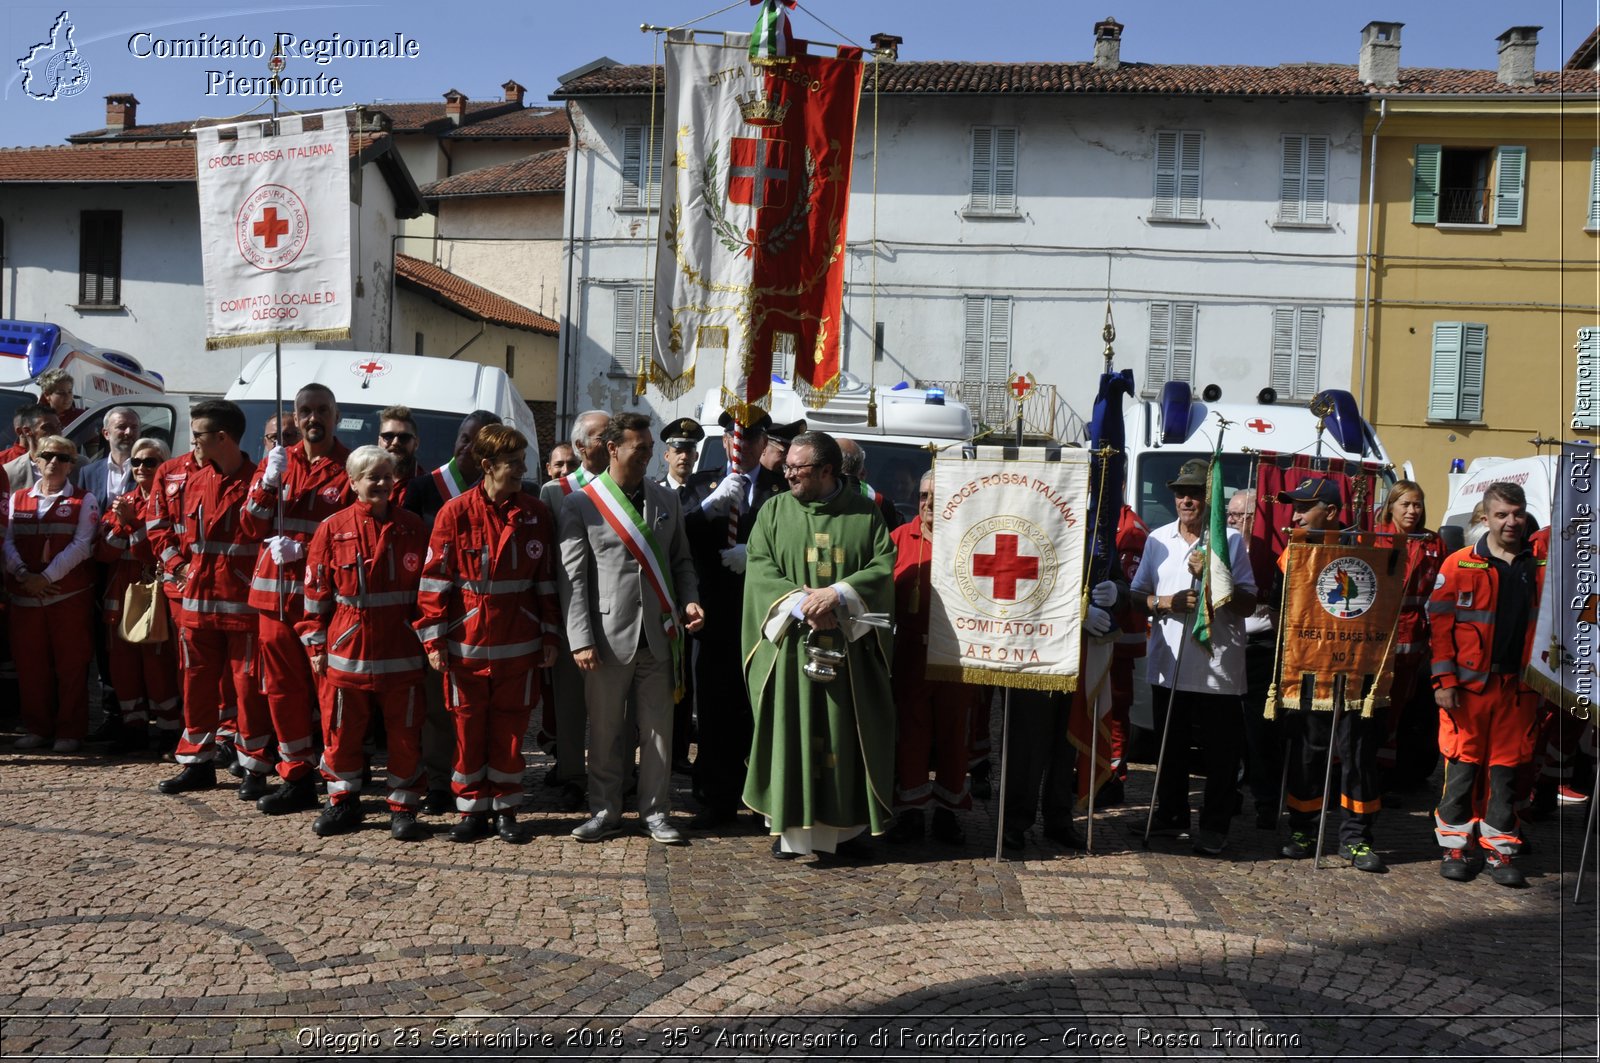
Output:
[0, 718, 1596, 1061]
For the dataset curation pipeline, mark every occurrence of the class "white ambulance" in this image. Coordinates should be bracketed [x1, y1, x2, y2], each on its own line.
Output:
[693, 372, 974, 524]
[225, 349, 540, 470]
[1438, 455, 1557, 549]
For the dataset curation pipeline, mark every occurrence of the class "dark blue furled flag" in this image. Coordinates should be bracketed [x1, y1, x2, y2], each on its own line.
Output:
[1085, 368, 1135, 586]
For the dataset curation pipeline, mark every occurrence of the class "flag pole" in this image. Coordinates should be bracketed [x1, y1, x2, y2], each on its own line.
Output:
[268, 40, 286, 621]
[1574, 752, 1600, 903]
[1310, 673, 1347, 871]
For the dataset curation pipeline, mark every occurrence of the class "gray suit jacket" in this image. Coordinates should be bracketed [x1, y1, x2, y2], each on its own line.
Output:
[558, 477, 699, 667]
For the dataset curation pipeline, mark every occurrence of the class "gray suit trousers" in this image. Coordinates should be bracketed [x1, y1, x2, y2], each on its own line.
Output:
[584, 650, 673, 823]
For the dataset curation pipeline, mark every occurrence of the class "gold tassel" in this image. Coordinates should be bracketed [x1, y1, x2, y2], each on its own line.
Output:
[205, 327, 351, 350]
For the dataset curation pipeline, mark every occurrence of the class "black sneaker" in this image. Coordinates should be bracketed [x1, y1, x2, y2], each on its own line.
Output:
[158, 763, 216, 795]
[1338, 841, 1386, 873]
[1280, 831, 1316, 859]
[771, 837, 798, 861]
[1001, 826, 1027, 853]
[312, 799, 363, 837]
[1097, 777, 1125, 807]
[1439, 847, 1477, 882]
[1042, 822, 1086, 850]
[931, 807, 966, 846]
[390, 810, 427, 841]
[1484, 851, 1527, 888]
[1149, 812, 1190, 839]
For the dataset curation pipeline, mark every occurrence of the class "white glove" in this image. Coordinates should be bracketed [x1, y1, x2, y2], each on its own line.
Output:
[261, 445, 289, 489]
[1085, 605, 1114, 637]
[701, 472, 747, 516]
[266, 535, 305, 565]
[720, 544, 747, 574]
[1091, 579, 1119, 608]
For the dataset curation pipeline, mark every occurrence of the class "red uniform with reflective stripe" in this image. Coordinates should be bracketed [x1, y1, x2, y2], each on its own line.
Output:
[299, 501, 428, 690]
[166, 460, 260, 630]
[7, 483, 97, 741]
[5, 485, 94, 602]
[96, 486, 180, 730]
[97, 486, 157, 619]
[143, 453, 201, 614]
[1380, 524, 1444, 659]
[415, 487, 560, 679]
[240, 441, 352, 617]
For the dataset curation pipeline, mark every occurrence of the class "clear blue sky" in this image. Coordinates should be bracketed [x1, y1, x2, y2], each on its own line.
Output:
[2, 0, 1595, 148]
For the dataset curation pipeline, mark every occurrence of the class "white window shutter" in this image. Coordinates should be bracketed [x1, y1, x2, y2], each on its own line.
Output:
[970, 127, 994, 213]
[993, 127, 1018, 213]
[1590, 149, 1600, 229]
[1146, 301, 1172, 387]
[613, 287, 639, 374]
[1429, 323, 1463, 420]
[1294, 307, 1322, 398]
[987, 296, 1012, 381]
[1493, 146, 1526, 226]
[1170, 302, 1197, 382]
[1576, 329, 1600, 429]
[1152, 131, 1178, 218]
[1177, 131, 1203, 219]
[963, 296, 988, 383]
[1279, 137, 1304, 223]
[639, 285, 655, 372]
[1303, 136, 1329, 224]
[621, 126, 643, 209]
[1459, 323, 1486, 421]
[1270, 307, 1296, 392]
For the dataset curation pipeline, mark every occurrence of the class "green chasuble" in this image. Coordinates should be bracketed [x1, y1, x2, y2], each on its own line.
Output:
[741, 486, 897, 837]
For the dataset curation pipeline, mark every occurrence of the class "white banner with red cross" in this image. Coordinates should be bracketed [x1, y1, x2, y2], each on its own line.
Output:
[194, 109, 352, 349]
[927, 447, 1090, 692]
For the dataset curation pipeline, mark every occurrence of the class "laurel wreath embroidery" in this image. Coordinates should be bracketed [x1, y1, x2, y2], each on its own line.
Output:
[700, 143, 817, 258]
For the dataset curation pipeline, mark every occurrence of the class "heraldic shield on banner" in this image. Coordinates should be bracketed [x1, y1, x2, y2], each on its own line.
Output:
[927, 449, 1090, 691]
[1270, 534, 1405, 717]
[653, 29, 863, 424]
[194, 110, 353, 349]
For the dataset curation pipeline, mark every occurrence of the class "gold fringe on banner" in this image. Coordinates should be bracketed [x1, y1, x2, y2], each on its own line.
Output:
[647, 360, 696, 401]
[205, 327, 350, 351]
[718, 387, 771, 429]
[1272, 673, 1384, 718]
[793, 371, 841, 409]
[927, 663, 1078, 693]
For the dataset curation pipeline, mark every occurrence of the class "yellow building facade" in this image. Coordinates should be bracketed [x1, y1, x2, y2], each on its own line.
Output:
[1357, 95, 1600, 506]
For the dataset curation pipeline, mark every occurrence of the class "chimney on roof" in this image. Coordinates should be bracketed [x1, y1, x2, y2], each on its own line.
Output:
[1497, 26, 1540, 87]
[1358, 21, 1403, 87]
[1093, 17, 1124, 72]
[105, 93, 138, 131]
[870, 33, 902, 61]
[502, 79, 526, 105]
[443, 88, 468, 124]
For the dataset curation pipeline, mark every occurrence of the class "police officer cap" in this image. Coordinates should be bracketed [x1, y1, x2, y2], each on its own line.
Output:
[715, 410, 772, 434]
[767, 419, 807, 446]
[1166, 459, 1209, 489]
[1276, 477, 1341, 506]
[660, 417, 705, 448]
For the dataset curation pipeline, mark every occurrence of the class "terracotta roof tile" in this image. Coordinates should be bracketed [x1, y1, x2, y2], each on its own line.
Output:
[420, 149, 566, 199]
[445, 107, 569, 139]
[67, 99, 519, 141]
[1567, 25, 1600, 70]
[552, 60, 1585, 98]
[0, 132, 392, 184]
[394, 254, 558, 335]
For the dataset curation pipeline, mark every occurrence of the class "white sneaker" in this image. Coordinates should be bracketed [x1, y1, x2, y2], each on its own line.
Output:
[52, 738, 82, 754]
[13, 734, 48, 750]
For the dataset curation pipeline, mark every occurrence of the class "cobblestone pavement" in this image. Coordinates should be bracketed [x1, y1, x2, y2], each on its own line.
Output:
[0, 723, 1595, 1061]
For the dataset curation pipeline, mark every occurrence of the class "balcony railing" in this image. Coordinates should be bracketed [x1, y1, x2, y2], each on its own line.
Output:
[1439, 186, 1489, 224]
[918, 378, 1085, 443]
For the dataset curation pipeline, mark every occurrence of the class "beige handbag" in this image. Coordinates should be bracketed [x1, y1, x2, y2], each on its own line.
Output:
[118, 570, 168, 644]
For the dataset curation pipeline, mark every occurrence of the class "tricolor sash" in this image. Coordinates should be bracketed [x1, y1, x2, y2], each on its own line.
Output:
[431, 458, 472, 501]
[583, 473, 686, 694]
[559, 468, 594, 496]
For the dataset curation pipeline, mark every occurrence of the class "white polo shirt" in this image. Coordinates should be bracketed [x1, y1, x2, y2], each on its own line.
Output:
[1129, 520, 1257, 695]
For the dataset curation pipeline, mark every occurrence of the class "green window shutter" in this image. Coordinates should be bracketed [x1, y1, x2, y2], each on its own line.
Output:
[1412, 144, 1441, 224]
[1269, 306, 1296, 392]
[1589, 149, 1600, 229]
[1575, 328, 1600, 430]
[1459, 323, 1486, 421]
[1428, 322, 1462, 419]
[970, 127, 994, 213]
[1493, 146, 1526, 226]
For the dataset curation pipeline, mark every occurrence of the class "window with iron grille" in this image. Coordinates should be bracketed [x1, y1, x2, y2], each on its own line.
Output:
[78, 210, 121, 306]
[1412, 145, 1524, 226]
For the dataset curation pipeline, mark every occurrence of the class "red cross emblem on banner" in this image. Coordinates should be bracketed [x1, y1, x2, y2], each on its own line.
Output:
[253, 206, 290, 249]
[728, 137, 789, 211]
[972, 534, 1040, 601]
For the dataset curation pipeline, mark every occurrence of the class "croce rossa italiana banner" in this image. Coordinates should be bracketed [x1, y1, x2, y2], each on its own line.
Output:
[928, 449, 1090, 691]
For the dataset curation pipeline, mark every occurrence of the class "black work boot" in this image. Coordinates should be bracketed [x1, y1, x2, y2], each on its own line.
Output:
[390, 810, 427, 841]
[312, 799, 364, 837]
[256, 776, 319, 815]
[449, 812, 491, 842]
[236, 771, 269, 801]
[158, 762, 217, 794]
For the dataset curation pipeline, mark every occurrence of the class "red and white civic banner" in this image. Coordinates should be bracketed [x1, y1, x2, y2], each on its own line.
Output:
[195, 109, 352, 349]
[927, 448, 1091, 692]
[652, 29, 862, 422]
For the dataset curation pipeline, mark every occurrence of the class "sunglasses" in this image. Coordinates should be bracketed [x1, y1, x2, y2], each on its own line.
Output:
[38, 452, 73, 464]
[379, 432, 415, 443]
[129, 457, 163, 469]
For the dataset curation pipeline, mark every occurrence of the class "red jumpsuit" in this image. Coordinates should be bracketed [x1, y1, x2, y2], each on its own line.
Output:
[299, 501, 429, 810]
[1109, 505, 1151, 783]
[415, 487, 560, 814]
[890, 520, 978, 811]
[158, 459, 272, 769]
[97, 487, 180, 735]
[239, 442, 352, 782]
[4, 482, 98, 742]
[1429, 536, 1546, 854]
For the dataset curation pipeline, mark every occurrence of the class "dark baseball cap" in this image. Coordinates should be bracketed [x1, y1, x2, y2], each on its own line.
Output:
[1276, 478, 1341, 507]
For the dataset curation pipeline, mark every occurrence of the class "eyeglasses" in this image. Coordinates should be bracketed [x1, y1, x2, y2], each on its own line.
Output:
[782, 462, 820, 475]
[379, 432, 415, 444]
[191, 429, 221, 442]
[1225, 511, 1249, 522]
[129, 457, 163, 469]
[38, 452, 73, 464]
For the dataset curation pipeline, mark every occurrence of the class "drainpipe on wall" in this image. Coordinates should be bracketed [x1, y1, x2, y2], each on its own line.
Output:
[557, 105, 582, 444]
[1359, 99, 1387, 414]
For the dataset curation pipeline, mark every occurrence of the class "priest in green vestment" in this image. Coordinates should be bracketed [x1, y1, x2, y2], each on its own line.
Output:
[741, 430, 897, 857]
